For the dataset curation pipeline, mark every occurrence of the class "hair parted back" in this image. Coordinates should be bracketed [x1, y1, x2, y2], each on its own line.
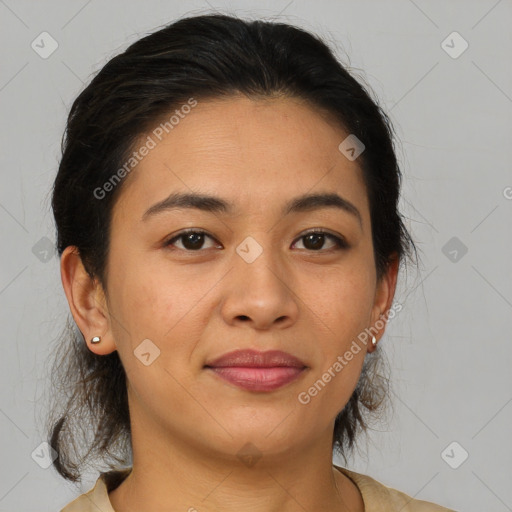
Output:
[47, 12, 417, 483]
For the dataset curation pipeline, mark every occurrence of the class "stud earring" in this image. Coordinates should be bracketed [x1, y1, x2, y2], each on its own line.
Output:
[91, 336, 101, 344]
[371, 335, 377, 347]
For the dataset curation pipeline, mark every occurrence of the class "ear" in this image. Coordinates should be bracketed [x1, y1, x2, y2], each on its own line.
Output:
[60, 246, 117, 356]
[368, 253, 400, 352]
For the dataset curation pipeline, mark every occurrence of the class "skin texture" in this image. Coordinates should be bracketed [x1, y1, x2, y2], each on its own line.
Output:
[61, 94, 398, 512]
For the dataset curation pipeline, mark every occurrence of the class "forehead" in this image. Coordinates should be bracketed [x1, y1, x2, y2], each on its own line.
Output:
[112, 95, 369, 223]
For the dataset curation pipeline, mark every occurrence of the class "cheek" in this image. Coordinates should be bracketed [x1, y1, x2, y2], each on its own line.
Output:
[297, 263, 374, 404]
[335, 273, 374, 333]
[108, 270, 203, 414]
[108, 257, 213, 373]
[303, 261, 375, 340]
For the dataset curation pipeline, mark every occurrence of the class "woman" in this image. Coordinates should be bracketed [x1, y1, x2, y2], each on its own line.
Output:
[48, 13, 456, 511]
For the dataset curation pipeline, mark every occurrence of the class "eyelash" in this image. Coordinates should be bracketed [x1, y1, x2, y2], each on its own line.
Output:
[164, 228, 349, 252]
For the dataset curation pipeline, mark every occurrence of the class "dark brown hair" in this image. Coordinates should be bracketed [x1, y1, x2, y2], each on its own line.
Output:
[46, 12, 417, 483]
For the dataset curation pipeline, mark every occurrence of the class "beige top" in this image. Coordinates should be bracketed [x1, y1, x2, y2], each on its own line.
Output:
[60, 465, 457, 511]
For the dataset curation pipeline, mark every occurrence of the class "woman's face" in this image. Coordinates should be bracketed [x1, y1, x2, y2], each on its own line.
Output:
[91, 95, 397, 461]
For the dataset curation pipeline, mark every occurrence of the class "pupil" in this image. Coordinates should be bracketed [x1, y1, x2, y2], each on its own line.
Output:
[184, 233, 203, 250]
[305, 233, 324, 250]
[180, 233, 327, 251]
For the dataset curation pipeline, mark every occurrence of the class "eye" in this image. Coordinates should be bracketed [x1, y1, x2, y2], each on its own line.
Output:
[164, 229, 220, 251]
[164, 228, 348, 252]
[292, 229, 348, 251]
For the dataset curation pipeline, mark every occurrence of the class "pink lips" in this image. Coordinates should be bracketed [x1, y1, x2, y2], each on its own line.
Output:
[204, 349, 307, 392]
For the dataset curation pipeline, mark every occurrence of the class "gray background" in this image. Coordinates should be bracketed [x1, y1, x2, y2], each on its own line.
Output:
[1, 1, 511, 511]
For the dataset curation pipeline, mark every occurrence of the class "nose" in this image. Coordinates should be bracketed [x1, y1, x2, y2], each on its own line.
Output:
[219, 241, 300, 331]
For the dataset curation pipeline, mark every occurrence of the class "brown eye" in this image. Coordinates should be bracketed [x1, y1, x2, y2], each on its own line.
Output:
[293, 230, 348, 251]
[164, 229, 348, 253]
[165, 230, 219, 251]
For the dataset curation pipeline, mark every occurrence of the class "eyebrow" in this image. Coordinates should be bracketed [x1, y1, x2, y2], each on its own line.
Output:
[141, 191, 363, 228]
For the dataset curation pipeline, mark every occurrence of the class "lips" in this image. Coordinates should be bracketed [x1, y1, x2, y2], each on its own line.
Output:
[204, 349, 306, 369]
[204, 349, 308, 392]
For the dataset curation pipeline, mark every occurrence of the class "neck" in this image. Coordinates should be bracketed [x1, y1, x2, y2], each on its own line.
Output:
[109, 388, 364, 512]
[108, 419, 363, 512]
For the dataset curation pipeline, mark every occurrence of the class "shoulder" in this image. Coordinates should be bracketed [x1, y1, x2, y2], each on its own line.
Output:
[59, 469, 131, 512]
[60, 465, 456, 512]
[334, 465, 458, 512]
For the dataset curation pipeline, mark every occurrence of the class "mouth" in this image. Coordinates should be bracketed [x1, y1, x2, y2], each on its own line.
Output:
[204, 349, 308, 392]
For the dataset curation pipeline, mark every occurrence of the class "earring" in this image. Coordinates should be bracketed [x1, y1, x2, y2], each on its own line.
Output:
[91, 336, 101, 344]
[371, 335, 377, 347]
